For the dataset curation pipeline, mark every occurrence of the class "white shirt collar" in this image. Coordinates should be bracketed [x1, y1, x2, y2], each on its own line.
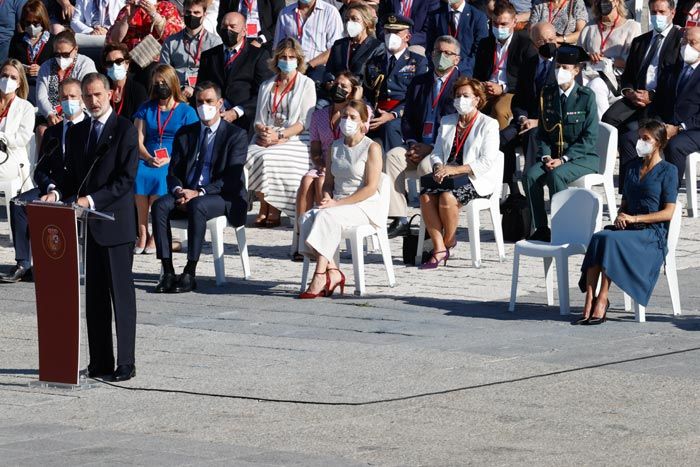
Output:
[654, 23, 674, 39]
[451, 1, 465, 13]
[391, 47, 407, 61]
[497, 34, 512, 52]
[93, 106, 112, 125]
[201, 117, 222, 134]
[559, 82, 576, 98]
[67, 112, 86, 126]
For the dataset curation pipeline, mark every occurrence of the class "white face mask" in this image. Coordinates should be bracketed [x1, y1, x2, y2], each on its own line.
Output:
[635, 139, 654, 158]
[556, 67, 573, 86]
[385, 33, 403, 53]
[197, 104, 218, 122]
[339, 117, 359, 137]
[454, 96, 475, 115]
[0, 76, 19, 95]
[27, 24, 43, 38]
[682, 44, 700, 65]
[346, 20, 363, 38]
[57, 56, 73, 70]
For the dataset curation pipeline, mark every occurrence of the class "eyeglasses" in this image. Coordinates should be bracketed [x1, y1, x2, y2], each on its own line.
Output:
[54, 48, 75, 59]
[105, 58, 127, 67]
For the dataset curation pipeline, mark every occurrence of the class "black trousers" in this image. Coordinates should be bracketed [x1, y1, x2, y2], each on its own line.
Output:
[152, 194, 227, 261]
[601, 97, 650, 132]
[9, 188, 42, 266]
[500, 125, 540, 185]
[85, 233, 137, 368]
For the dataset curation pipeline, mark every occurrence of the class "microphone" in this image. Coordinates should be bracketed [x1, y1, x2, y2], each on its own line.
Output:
[12, 137, 61, 204]
[76, 136, 112, 201]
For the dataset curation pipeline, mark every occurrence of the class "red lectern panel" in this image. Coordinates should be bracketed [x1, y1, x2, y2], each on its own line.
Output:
[27, 204, 80, 385]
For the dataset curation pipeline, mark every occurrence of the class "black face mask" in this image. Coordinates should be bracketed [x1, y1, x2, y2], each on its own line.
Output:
[184, 14, 202, 30]
[598, 0, 614, 16]
[329, 84, 348, 103]
[538, 42, 557, 59]
[219, 29, 239, 48]
[155, 83, 172, 100]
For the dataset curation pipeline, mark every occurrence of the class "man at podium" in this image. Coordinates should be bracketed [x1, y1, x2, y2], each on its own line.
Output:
[60, 73, 139, 382]
[3, 78, 88, 284]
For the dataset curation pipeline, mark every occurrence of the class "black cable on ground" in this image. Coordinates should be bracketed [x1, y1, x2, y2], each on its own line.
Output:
[91, 345, 700, 406]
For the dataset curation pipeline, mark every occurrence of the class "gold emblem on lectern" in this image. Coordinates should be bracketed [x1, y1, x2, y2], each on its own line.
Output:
[42, 225, 66, 260]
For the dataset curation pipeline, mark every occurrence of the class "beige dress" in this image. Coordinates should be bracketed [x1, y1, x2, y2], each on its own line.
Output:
[299, 136, 381, 260]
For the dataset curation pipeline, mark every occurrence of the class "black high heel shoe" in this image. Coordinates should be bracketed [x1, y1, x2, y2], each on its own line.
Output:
[586, 299, 610, 325]
[572, 298, 595, 325]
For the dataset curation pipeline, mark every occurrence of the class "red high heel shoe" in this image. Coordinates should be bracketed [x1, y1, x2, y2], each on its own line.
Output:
[326, 268, 346, 297]
[299, 271, 330, 299]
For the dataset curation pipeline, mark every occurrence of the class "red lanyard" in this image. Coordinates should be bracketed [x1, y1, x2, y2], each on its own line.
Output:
[157, 103, 178, 147]
[57, 62, 76, 84]
[185, 30, 206, 66]
[548, 0, 569, 23]
[401, 0, 413, 17]
[597, 15, 619, 53]
[243, 0, 255, 14]
[451, 111, 479, 160]
[111, 86, 125, 116]
[295, 10, 305, 42]
[270, 74, 297, 117]
[432, 68, 455, 109]
[225, 41, 245, 67]
[26, 39, 48, 65]
[0, 97, 14, 124]
[491, 45, 509, 80]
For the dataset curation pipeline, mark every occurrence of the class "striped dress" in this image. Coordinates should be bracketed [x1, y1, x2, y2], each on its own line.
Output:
[246, 72, 317, 217]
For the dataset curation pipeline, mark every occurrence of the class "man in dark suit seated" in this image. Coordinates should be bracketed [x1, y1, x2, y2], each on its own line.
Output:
[61, 73, 139, 382]
[426, 0, 489, 77]
[377, 0, 439, 55]
[217, 0, 285, 47]
[2, 78, 88, 284]
[602, 0, 682, 188]
[473, 1, 537, 130]
[152, 82, 249, 294]
[197, 12, 273, 134]
[620, 26, 700, 185]
[384, 35, 461, 238]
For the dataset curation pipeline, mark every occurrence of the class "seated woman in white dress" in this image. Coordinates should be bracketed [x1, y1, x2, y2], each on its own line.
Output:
[298, 100, 383, 299]
[246, 38, 317, 228]
[419, 77, 501, 269]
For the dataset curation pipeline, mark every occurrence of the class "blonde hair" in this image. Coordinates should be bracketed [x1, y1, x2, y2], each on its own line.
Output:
[1, 59, 29, 100]
[149, 64, 187, 103]
[269, 38, 307, 75]
[345, 3, 377, 37]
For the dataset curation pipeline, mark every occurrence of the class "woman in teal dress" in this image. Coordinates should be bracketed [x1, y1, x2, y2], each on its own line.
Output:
[133, 64, 198, 254]
[577, 120, 678, 325]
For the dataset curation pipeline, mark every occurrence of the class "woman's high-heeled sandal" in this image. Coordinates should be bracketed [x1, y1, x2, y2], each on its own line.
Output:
[326, 268, 346, 297]
[299, 271, 330, 299]
[419, 250, 449, 270]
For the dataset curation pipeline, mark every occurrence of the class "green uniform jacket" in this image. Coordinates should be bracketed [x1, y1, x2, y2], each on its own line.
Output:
[536, 82, 599, 173]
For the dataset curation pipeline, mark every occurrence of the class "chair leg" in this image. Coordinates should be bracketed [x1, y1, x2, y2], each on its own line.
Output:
[666, 256, 681, 316]
[555, 254, 570, 315]
[466, 204, 481, 268]
[603, 178, 618, 220]
[624, 293, 632, 311]
[415, 217, 426, 265]
[634, 300, 646, 323]
[687, 156, 698, 218]
[234, 225, 251, 280]
[2, 197, 11, 243]
[210, 218, 226, 286]
[508, 249, 520, 312]
[349, 231, 365, 296]
[300, 256, 311, 293]
[376, 229, 396, 287]
[489, 203, 506, 261]
[543, 257, 554, 306]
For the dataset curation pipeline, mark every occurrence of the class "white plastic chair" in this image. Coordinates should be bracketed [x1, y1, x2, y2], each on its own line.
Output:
[405, 168, 420, 202]
[509, 188, 602, 315]
[623, 204, 682, 322]
[414, 153, 506, 268]
[0, 176, 23, 242]
[569, 122, 618, 220]
[684, 152, 700, 217]
[300, 173, 396, 296]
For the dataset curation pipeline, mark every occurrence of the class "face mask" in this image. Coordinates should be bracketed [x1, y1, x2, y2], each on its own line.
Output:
[682, 44, 700, 65]
[556, 67, 573, 86]
[0, 77, 18, 95]
[346, 20, 363, 38]
[219, 29, 239, 47]
[27, 24, 43, 38]
[385, 33, 403, 53]
[278, 58, 298, 73]
[454, 96, 475, 115]
[433, 52, 454, 72]
[184, 14, 203, 30]
[650, 14, 668, 33]
[492, 26, 512, 42]
[107, 63, 127, 81]
[155, 83, 172, 100]
[448, 0, 461, 5]
[329, 84, 348, 104]
[61, 99, 82, 117]
[298, 0, 312, 4]
[538, 42, 557, 59]
[57, 56, 73, 70]
[339, 118, 359, 137]
[197, 104, 218, 121]
[635, 139, 654, 158]
[598, 0, 614, 16]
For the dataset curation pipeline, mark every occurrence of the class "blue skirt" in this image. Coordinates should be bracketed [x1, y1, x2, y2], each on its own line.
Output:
[579, 228, 665, 306]
[134, 160, 168, 196]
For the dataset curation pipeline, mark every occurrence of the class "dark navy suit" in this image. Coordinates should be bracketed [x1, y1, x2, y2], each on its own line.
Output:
[401, 69, 460, 145]
[377, 0, 439, 50]
[324, 36, 385, 84]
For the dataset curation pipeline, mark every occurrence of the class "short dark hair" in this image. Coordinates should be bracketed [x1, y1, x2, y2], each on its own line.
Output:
[183, 0, 207, 10]
[54, 30, 77, 48]
[639, 119, 669, 151]
[59, 78, 82, 94]
[649, 0, 675, 9]
[195, 81, 222, 99]
[82, 73, 111, 91]
[493, 1, 517, 18]
[102, 42, 130, 68]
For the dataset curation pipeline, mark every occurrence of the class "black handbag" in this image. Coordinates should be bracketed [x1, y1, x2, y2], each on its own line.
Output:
[500, 193, 531, 242]
[419, 173, 471, 191]
[402, 214, 431, 265]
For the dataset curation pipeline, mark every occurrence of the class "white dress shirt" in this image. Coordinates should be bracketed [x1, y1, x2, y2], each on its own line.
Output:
[273, 0, 343, 62]
[643, 23, 674, 90]
[71, 0, 125, 34]
[493, 35, 512, 91]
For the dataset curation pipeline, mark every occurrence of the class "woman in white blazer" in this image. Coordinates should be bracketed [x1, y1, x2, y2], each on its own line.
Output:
[245, 38, 317, 228]
[419, 77, 500, 269]
[0, 59, 35, 192]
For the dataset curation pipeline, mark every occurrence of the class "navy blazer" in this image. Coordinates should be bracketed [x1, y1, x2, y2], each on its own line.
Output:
[473, 29, 537, 93]
[167, 120, 249, 227]
[401, 69, 460, 143]
[427, 2, 489, 77]
[511, 55, 556, 121]
[654, 62, 700, 131]
[33, 120, 66, 194]
[325, 36, 385, 84]
[377, 0, 439, 49]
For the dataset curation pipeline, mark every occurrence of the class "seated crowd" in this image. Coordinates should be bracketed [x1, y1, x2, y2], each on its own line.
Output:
[0, 0, 698, 318]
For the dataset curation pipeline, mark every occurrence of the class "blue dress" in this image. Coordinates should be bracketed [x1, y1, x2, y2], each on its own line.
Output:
[580, 159, 678, 306]
[133, 101, 198, 196]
